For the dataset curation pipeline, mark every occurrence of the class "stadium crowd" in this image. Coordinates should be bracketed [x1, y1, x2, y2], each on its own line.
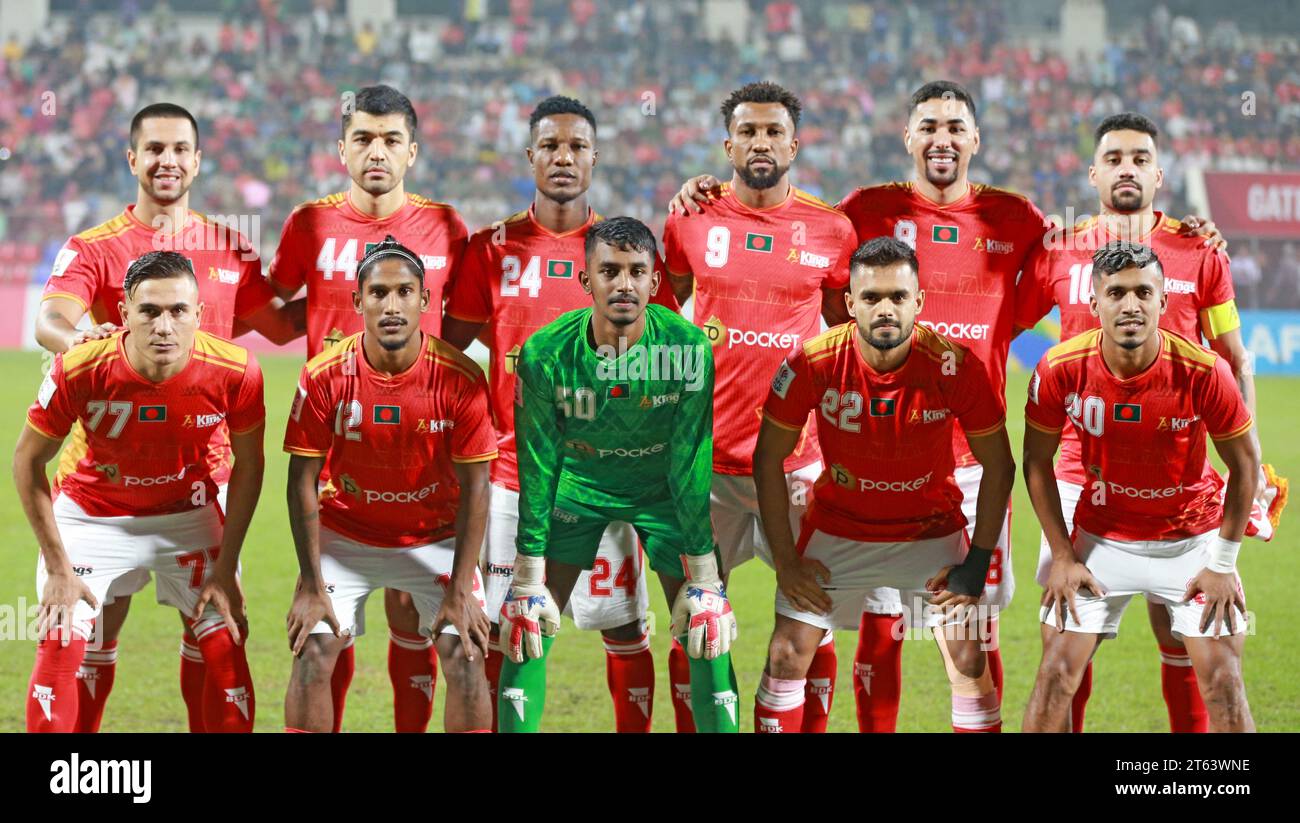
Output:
[1, 0, 1298, 305]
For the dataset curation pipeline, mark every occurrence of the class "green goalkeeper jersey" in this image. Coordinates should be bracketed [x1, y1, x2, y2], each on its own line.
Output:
[514, 303, 715, 559]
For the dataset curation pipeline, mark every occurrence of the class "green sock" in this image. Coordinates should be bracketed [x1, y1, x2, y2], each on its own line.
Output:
[686, 645, 740, 733]
[497, 634, 554, 733]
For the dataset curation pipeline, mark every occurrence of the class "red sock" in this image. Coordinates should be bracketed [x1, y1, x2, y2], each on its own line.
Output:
[801, 632, 836, 733]
[195, 626, 255, 733]
[179, 638, 207, 733]
[74, 639, 118, 733]
[987, 645, 1004, 703]
[754, 673, 805, 733]
[389, 629, 435, 733]
[330, 639, 355, 733]
[668, 637, 695, 733]
[1160, 645, 1208, 733]
[854, 612, 903, 733]
[485, 646, 503, 732]
[28, 629, 85, 732]
[604, 632, 654, 733]
[1071, 661, 1093, 733]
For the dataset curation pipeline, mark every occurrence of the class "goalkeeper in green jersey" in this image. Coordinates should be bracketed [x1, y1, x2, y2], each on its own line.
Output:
[497, 216, 739, 732]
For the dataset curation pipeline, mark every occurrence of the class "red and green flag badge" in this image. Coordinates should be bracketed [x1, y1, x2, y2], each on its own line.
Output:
[373, 405, 401, 424]
[1113, 402, 1141, 422]
[744, 232, 773, 253]
[138, 405, 166, 422]
[932, 225, 959, 244]
[547, 259, 574, 278]
[607, 382, 630, 399]
[869, 397, 896, 417]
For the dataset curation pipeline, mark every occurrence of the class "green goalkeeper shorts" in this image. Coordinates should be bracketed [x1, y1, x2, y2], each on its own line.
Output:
[547, 493, 694, 577]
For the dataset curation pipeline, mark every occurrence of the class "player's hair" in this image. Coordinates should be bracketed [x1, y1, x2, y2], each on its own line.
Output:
[129, 103, 200, 151]
[1094, 112, 1159, 147]
[909, 80, 977, 122]
[356, 235, 425, 286]
[122, 251, 198, 298]
[1091, 240, 1164, 282]
[528, 95, 597, 141]
[343, 85, 418, 139]
[720, 81, 803, 133]
[584, 216, 658, 262]
[850, 236, 919, 281]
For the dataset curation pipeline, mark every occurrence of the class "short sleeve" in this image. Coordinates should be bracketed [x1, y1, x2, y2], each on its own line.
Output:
[267, 211, 307, 293]
[443, 235, 494, 324]
[233, 249, 276, 319]
[945, 350, 1005, 437]
[1024, 358, 1066, 435]
[283, 365, 334, 457]
[1200, 356, 1253, 441]
[41, 237, 98, 315]
[823, 221, 856, 291]
[26, 357, 77, 440]
[450, 369, 499, 463]
[227, 355, 266, 434]
[649, 251, 680, 311]
[1014, 241, 1057, 331]
[762, 348, 817, 430]
[662, 213, 691, 276]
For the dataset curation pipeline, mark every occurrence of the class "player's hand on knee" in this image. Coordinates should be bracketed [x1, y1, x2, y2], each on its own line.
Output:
[286, 581, 341, 656]
[432, 585, 491, 662]
[775, 556, 833, 615]
[671, 553, 737, 660]
[668, 174, 723, 215]
[1185, 568, 1246, 638]
[194, 568, 246, 645]
[1040, 559, 1105, 632]
[38, 571, 97, 645]
[497, 554, 560, 664]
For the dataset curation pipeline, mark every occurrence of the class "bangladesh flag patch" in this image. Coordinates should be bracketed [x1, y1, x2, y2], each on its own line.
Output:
[1113, 402, 1141, 423]
[932, 225, 959, 244]
[138, 405, 166, 422]
[607, 382, 631, 399]
[869, 397, 896, 417]
[744, 232, 773, 253]
[547, 259, 574, 278]
[373, 405, 401, 424]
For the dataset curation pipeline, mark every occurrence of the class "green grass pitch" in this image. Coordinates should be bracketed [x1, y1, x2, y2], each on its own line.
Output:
[0, 349, 1295, 732]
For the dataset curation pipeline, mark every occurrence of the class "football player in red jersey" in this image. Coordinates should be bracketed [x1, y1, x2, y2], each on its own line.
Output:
[283, 238, 495, 734]
[269, 85, 470, 733]
[1022, 242, 1258, 733]
[32, 103, 303, 732]
[441, 96, 677, 733]
[1015, 112, 1284, 732]
[753, 237, 1014, 733]
[18, 251, 265, 733]
[660, 82, 857, 733]
[670, 80, 1224, 733]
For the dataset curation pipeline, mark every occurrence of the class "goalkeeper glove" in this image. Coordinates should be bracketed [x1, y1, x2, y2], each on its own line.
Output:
[497, 554, 560, 664]
[671, 552, 737, 660]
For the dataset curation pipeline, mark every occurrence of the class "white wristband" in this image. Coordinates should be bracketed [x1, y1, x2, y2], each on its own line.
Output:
[1207, 536, 1242, 574]
[513, 553, 546, 586]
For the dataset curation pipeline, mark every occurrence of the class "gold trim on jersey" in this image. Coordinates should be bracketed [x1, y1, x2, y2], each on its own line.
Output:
[1162, 329, 1217, 370]
[762, 411, 805, 433]
[1211, 418, 1254, 442]
[25, 417, 64, 442]
[802, 322, 853, 363]
[62, 333, 123, 381]
[41, 292, 90, 312]
[284, 446, 330, 457]
[306, 333, 362, 379]
[427, 336, 485, 383]
[451, 450, 499, 464]
[192, 332, 250, 374]
[964, 418, 1006, 438]
[1025, 418, 1064, 435]
[1044, 329, 1101, 370]
[74, 212, 135, 244]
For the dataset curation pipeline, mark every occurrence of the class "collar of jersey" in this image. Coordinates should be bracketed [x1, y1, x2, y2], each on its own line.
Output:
[124, 204, 200, 237]
[528, 204, 595, 238]
[1090, 210, 1163, 246]
[1095, 328, 1165, 385]
[720, 182, 796, 214]
[906, 181, 976, 211]
[116, 329, 196, 387]
[849, 322, 916, 380]
[357, 331, 425, 383]
[582, 310, 649, 363]
[344, 191, 409, 223]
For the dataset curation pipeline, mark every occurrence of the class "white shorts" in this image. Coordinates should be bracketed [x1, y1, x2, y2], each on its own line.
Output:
[776, 528, 969, 631]
[314, 526, 487, 639]
[104, 483, 230, 604]
[1037, 528, 1248, 640]
[862, 463, 1014, 623]
[712, 462, 820, 573]
[1035, 480, 1084, 585]
[37, 495, 228, 641]
[483, 484, 649, 632]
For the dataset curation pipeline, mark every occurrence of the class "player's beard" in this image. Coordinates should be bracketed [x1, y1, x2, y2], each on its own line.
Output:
[607, 297, 640, 327]
[143, 174, 193, 205]
[735, 159, 788, 191]
[377, 320, 413, 351]
[864, 318, 912, 351]
[1108, 183, 1146, 214]
[923, 157, 961, 188]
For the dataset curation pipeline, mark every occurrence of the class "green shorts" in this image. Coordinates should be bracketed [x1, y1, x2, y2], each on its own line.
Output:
[547, 493, 696, 578]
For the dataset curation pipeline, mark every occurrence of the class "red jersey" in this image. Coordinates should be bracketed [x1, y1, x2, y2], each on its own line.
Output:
[283, 332, 498, 547]
[1025, 329, 1252, 542]
[1014, 213, 1239, 485]
[26, 331, 265, 517]
[41, 205, 276, 487]
[663, 184, 857, 475]
[764, 323, 1005, 542]
[838, 182, 1049, 466]
[443, 206, 678, 491]
[269, 192, 469, 357]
